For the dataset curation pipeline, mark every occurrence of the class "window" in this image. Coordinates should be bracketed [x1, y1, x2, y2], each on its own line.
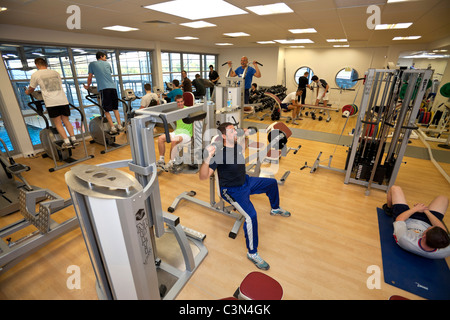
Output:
[2, 44, 76, 146]
[119, 50, 153, 109]
[294, 66, 314, 87]
[2, 44, 154, 150]
[0, 109, 13, 153]
[202, 55, 216, 80]
[162, 51, 217, 90]
[335, 68, 359, 89]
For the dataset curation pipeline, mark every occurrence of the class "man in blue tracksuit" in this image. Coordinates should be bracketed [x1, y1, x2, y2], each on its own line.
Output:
[199, 122, 290, 270]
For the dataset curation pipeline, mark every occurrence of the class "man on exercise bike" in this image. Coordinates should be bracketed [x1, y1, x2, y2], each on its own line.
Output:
[25, 58, 78, 149]
[199, 122, 291, 270]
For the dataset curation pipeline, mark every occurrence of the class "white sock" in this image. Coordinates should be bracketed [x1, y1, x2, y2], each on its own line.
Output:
[159, 156, 165, 161]
[64, 138, 70, 144]
[70, 136, 76, 141]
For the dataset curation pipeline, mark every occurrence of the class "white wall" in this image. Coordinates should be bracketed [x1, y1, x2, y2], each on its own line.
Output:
[284, 47, 388, 107]
[218, 46, 389, 108]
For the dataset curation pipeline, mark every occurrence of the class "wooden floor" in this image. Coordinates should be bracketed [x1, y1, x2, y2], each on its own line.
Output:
[0, 111, 449, 300]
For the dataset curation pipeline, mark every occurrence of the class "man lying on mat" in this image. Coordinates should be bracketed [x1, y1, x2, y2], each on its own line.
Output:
[383, 185, 450, 259]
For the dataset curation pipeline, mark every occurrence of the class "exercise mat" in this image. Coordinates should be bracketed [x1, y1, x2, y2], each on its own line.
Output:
[376, 207, 450, 300]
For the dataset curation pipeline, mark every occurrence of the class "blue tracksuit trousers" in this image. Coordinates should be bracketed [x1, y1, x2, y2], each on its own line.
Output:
[221, 175, 279, 254]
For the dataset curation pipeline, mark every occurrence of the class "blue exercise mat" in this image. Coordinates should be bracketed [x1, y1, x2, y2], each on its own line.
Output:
[377, 207, 450, 300]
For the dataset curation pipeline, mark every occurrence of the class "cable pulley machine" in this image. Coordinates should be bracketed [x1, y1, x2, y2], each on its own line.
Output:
[310, 68, 433, 195]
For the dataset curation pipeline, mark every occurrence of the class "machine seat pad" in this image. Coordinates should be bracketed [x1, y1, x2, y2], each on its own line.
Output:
[239, 271, 283, 300]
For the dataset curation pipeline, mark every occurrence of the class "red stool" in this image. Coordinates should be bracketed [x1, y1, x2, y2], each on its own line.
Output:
[389, 295, 410, 300]
[234, 271, 283, 300]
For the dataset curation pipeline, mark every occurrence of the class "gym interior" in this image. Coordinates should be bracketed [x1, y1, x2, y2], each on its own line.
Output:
[0, 0, 449, 301]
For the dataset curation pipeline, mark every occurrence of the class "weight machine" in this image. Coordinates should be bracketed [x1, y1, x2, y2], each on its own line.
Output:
[65, 100, 208, 300]
[85, 87, 132, 154]
[310, 68, 433, 195]
[0, 187, 76, 275]
[27, 91, 94, 172]
[0, 138, 35, 217]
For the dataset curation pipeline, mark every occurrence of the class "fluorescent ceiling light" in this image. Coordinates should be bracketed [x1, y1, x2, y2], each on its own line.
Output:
[215, 43, 233, 46]
[103, 25, 139, 32]
[333, 45, 349, 47]
[0, 7, 7, 12]
[175, 36, 199, 40]
[393, 36, 421, 40]
[326, 39, 347, 42]
[224, 32, 250, 37]
[246, 3, 293, 15]
[289, 28, 317, 34]
[375, 22, 412, 30]
[403, 53, 449, 59]
[274, 39, 314, 44]
[290, 46, 305, 48]
[257, 41, 276, 44]
[387, 0, 412, 3]
[433, 49, 447, 52]
[180, 21, 216, 28]
[143, 0, 248, 20]
[32, 53, 45, 56]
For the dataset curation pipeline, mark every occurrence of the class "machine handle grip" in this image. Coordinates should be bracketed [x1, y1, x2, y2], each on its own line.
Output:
[158, 114, 171, 143]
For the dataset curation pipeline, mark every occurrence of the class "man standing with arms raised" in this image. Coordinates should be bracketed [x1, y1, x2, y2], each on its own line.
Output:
[227, 56, 261, 104]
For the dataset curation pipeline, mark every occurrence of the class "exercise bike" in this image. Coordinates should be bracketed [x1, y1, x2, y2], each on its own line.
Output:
[85, 87, 132, 154]
[28, 91, 94, 172]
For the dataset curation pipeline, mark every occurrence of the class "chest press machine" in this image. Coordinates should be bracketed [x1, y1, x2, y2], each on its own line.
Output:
[65, 100, 208, 300]
[168, 93, 299, 239]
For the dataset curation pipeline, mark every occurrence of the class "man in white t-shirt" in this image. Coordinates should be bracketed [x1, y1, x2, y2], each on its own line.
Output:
[25, 58, 78, 149]
[140, 83, 159, 109]
[281, 89, 303, 124]
[383, 185, 450, 259]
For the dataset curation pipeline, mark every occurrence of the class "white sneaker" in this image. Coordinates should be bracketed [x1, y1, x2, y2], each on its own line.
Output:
[164, 160, 174, 171]
[61, 142, 73, 149]
[109, 126, 118, 135]
[156, 160, 165, 168]
[247, 252, 270, 270]
[116, 124, 125, 132]
[70, 138, 80, 147]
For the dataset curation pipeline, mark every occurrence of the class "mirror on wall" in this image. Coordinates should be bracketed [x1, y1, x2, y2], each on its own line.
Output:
[294, 66, 314, 87]
[335, 67, 359, 89]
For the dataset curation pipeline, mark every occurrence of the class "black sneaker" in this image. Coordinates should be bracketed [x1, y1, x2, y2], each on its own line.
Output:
[382, 203, 393, 216]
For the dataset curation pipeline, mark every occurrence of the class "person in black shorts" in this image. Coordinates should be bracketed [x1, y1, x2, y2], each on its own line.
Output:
[84, 51, 124, 135]
[25, 57, 79, 149]
[297, 71, 312, 104]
